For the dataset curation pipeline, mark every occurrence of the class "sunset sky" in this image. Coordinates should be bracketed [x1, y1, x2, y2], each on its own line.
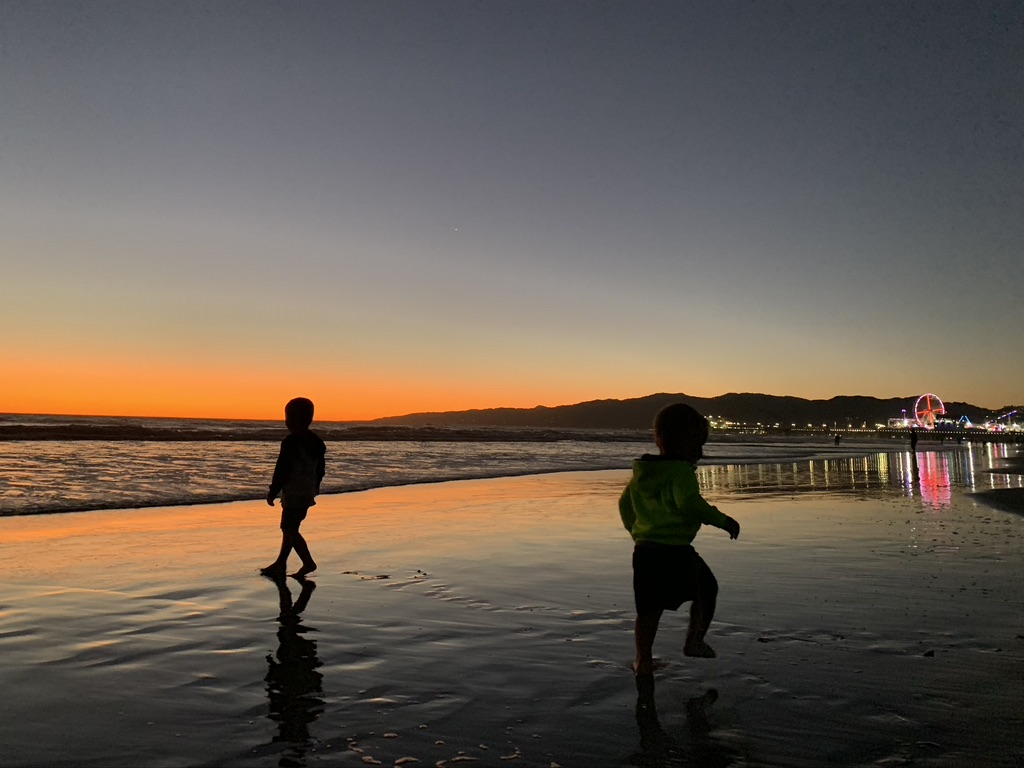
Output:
[2, 2, 1021, 421]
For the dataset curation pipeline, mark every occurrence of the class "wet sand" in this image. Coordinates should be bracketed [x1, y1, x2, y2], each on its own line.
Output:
[1, 464, 1022, 767]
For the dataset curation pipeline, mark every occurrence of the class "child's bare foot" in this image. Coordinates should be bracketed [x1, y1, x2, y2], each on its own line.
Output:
[632, 658, 654, 677]
[260, 564, 286, 579]
[683, 640, 717, 658]
[290, 562, 317, 578]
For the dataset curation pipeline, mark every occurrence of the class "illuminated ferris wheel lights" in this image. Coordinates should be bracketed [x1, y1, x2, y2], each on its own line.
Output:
[914, 392, 945, 430]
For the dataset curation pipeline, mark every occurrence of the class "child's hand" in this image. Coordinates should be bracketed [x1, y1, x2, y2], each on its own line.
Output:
[266, 490, 276, 506]
[724, 516, 740, 540]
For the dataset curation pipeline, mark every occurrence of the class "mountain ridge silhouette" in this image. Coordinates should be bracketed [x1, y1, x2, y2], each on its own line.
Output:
[373, 393, 1018, 430]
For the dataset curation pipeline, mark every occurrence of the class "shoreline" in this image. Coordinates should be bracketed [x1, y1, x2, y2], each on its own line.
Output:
[5, 440, 1015, 519]
[0, 465, 616, 519]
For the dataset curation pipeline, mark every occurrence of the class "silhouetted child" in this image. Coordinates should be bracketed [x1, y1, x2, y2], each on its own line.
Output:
[262, 397, 327, 578]
[619, 403, 740, 676]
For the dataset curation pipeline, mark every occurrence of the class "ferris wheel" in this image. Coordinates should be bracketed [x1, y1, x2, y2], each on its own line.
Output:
[915, 393, 945, 429]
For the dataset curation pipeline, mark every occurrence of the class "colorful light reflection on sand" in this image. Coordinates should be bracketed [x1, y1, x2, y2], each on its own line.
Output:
[699, 443, 1021, 511]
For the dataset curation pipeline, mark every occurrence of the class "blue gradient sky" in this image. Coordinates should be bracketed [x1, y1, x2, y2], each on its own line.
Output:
[2, 2, 1021, 419]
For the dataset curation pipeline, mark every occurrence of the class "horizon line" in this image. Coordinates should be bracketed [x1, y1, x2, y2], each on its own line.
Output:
[2, 391, 1018, 423]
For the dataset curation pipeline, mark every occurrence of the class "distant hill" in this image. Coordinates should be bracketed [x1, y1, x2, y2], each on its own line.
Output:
[374, 393, 1018, 431]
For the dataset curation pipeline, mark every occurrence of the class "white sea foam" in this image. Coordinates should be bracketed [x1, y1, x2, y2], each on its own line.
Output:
[0, 416, 1017, 516]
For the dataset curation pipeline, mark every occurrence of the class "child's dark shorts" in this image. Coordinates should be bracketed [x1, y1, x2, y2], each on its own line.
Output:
[280, 506, 309, 532]
[632, 541, 717, 615]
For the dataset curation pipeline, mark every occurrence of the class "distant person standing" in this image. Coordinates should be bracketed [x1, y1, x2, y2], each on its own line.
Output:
[619, 403, 740, 676]
[262, 398, 327, 579]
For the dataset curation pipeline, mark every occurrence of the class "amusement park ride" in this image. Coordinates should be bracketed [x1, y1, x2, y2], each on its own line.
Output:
[891, 393, 949, 430]
[914, 393, 945, 429]
[897, 393, 1018, 433]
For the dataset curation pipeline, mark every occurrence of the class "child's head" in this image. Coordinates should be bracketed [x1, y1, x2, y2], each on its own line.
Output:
[284, 397, 315, 431]
[653, 403, 709, 463]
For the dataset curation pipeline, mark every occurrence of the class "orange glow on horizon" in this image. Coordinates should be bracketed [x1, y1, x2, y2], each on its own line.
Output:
[1, 354, 637, 421]
[13, 348, 989, 422]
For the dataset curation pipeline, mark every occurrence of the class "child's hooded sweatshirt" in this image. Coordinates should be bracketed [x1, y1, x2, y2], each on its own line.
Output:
[619, 456, 730, 546]
[269, 430, 327, 509]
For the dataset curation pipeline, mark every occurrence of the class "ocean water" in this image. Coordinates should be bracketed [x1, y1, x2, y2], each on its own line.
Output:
[0, 414, 1019, 516]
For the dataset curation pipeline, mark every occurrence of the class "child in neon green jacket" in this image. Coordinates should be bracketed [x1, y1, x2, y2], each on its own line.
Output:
[619, 403, 740, 676]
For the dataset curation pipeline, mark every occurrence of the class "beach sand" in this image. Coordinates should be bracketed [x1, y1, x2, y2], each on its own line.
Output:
[1, 463, 1022, 767]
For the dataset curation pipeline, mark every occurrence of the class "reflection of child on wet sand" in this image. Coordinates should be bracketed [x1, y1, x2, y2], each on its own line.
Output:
[619, 403, 740, 676]
[261, 397, 326, 579]
[265, 576, 323, 751]
[634, 675, 729, 765]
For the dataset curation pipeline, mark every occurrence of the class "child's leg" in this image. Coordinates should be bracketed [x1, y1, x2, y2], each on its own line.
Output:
[634, 610, 663, 675]
[262, 536, 290, 577]
[289, 529, 317, 577]
[264, 507, 311, 575]
[684, 560, 719, 657]
[262, 531, 294, 575]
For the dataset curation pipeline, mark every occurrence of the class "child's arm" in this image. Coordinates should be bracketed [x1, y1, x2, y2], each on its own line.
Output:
[675, 466, 739, 539]
[696, 499, 739, 539]
[618, 486, 637, 533]
[316, 446, 326, 495]
[699, 501, 740, 539]
[267, 440, 291, 506]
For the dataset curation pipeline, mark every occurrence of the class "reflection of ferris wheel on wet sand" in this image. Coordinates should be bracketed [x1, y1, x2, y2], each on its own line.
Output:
[915, 393, 945, 429]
